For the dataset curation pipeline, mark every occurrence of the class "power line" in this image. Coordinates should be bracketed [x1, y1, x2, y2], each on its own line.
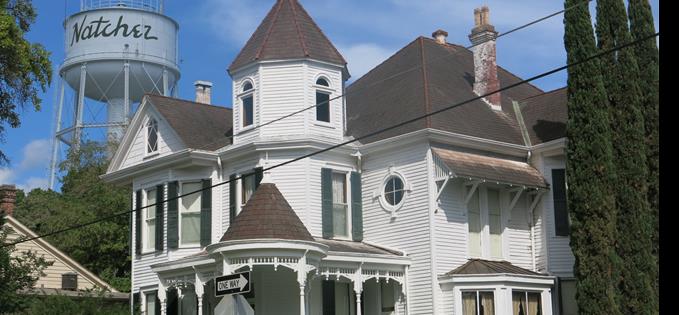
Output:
[195, 0, 592, 150]
[2, 31, 660, 248]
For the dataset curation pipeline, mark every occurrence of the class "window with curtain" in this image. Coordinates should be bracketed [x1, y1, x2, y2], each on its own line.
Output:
[144, 188, 157, 251]
[462, 291, 495, 315]
[468, 189, 482, 257]
[332, 172, 348, 238]
[146, 118, 158, 154]
[180, 182, 202, 245]
[487, 188, 502, 258]
[512, 291, 542, 315]
[241, 174, 255, 206]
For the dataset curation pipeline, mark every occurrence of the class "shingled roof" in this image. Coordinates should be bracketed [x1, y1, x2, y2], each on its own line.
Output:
[444, 259, 545, 276]
[346, 37, 543, 145]
[519, 87, 567, 145]
[228, 0, 346, 73]
[146, 94, 233, 151]
[220, 183, 314, 242]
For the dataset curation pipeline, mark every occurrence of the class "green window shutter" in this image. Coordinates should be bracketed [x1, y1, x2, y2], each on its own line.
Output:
[254, 167, 263, 190]
[128, 192, 133, 252]
[167, 181, 179, 249]
[351, 172, 363, 242]
[200, 179, 212, 247]
[135, 190, 142, 256]
[155, 184, 164, 251]
[552, 169, 570, 236]
[321, 168, 334, 239]
[229, 174, 237, 224]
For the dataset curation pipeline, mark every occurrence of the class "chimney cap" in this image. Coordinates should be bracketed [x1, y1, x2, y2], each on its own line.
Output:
[432, 29, 449, 37]
[194, 80, 213, 87]
[432, 29, 449, 45]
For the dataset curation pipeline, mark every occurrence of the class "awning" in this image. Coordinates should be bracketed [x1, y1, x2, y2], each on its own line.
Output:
[432, 148, 548, 189]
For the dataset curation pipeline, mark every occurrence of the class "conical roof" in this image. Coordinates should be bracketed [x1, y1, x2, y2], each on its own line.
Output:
[228, 0, 346, 73]
[220, 183, 314, 242]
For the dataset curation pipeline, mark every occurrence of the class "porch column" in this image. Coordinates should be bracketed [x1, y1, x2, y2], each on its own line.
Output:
[353, 265, 364, 315]
[297, 253, 309, 315]
[195, 272, 205, 315]
[158, 281, 167, 315]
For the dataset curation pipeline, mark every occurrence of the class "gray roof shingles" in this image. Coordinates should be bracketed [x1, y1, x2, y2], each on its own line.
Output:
[228, 0, 346, 73]
[519, 87, 567, 145]
[146, 94, 232, 151]
[444, 259, 545, 276]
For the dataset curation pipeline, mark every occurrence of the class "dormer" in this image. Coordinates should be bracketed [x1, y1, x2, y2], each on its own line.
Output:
[228, 0, 349, 146]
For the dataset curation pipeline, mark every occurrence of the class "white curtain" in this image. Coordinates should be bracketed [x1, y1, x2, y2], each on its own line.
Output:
[512, 292, 524, 315]
[480, 292, 495, 315]
[527, 292, 541, 315]
[146, 189, 156, 249]
[332, 173, 347, 237]
[181, 183, 202, 244]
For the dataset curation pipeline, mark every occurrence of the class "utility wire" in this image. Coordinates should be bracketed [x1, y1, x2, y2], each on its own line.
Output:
[2, 31, 660, 248]
[195, 0, 593, 150]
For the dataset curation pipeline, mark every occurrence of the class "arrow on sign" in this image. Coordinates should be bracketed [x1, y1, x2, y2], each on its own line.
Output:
[214, 271, 251, 297]
[238, 274, 248, 291]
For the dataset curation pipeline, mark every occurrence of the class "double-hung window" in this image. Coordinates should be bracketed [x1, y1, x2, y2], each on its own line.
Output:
[144, 188, 157, 252]
[462, 291, 495, 315]
[180, 182, 202, 246]
[241, 82, 254, 127]
[145, 291, 158, 315]
[241, 174, 256, 207]
[512, 291, 542, 315]
[467, 187, 503, 259]
[332, 172, 349, 238]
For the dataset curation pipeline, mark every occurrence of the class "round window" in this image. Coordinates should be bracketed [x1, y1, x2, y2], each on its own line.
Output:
[384, 176, 405, 206]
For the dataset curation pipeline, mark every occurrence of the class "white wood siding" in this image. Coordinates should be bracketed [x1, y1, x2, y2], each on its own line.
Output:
[362, 142, 434, 314]
[259, 63, 306, 139]
[305, 62, 344, 142]
[121, 112, 185, 169]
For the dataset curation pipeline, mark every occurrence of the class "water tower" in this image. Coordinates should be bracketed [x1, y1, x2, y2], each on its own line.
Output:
[49, 0, 180, 189]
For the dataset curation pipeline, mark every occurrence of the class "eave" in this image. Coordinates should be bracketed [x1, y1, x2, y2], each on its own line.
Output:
[101, 149, 218, 185]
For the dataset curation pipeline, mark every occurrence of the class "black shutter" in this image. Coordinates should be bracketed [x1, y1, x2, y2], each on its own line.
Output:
[552, 169, 569, 236]
[154, 290, 161, 315]
[254, 167, 263, 189]
[229, 174, 237, 224]
[155, 185, 164, 251]
[322, 280, 336, 315]
[132, 292, 140, 314]
[128, 192, 133, 254]
[200, 179, 212, 247]
[166, 288, 178, 315]
[321, 168, 334, 239]
[135, 190, 142, 256]
[350, 172, 363, 242]
[167, 181, 179, 249]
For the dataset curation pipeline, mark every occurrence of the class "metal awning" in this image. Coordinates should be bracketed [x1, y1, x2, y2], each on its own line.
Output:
[432, 148, 548, 189]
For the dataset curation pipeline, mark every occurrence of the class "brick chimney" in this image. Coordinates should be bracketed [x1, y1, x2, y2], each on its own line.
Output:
[432, 29, 448, 45]
[1, 184, 17, 217]
[194, 81, 213, 104]
[469, 6, 501, 110]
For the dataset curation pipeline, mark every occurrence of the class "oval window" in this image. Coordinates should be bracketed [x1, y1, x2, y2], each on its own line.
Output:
[384, 176, 405, 206]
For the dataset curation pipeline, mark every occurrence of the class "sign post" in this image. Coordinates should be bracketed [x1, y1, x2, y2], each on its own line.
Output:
[215, 271, 251, 297]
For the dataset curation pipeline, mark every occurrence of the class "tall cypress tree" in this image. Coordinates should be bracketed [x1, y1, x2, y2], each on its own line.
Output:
[628, 0, 659, 302]
[563, 1, 619, 314]
[595, 0, 656, 313]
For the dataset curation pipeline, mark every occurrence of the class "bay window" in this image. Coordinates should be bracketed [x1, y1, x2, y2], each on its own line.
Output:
[180, 182, 202, 246]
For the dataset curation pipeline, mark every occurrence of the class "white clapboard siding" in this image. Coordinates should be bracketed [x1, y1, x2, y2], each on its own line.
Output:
[506, 194, 534, 271]
[259, 63, 306, 139]
[362, 142, 434, 314]
[305, 62, 344, 142]
[121, 113, 185, 169]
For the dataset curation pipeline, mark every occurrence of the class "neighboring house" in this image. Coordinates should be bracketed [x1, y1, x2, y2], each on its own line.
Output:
[102, 1, 574, 314]
[0, 185, 127, 301]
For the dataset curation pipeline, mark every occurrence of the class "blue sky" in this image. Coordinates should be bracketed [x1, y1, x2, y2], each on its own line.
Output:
[0, 0, 660, 191]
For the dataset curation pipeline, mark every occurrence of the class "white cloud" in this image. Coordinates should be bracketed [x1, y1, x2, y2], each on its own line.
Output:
[337, 43, 394, 81]
[0, 168, 15, 184]
[17, 177, 49, 191]
[19, 139, 51, 170]
[198, 0, 271, 46]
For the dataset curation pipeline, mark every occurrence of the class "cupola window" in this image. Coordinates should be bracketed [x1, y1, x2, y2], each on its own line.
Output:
[315, 78, 331, 123]
[242, 82, 254, 127]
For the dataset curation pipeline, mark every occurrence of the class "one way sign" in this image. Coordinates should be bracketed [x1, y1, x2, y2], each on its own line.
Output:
[215, 271, 251, 297]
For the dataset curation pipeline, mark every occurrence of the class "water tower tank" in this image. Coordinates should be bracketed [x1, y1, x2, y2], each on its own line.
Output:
[49, 0, 180, 188]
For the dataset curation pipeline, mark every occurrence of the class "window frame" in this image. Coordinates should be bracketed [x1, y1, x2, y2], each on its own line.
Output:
[461, 289, 496, 315]
[144, 290, 158, 315]
[178, 181, 203, 248]
[511, 289, 543, 315]
[313, 76, 335, 127]
[239, 80, 256, 130]
[142, 187, 157, 254]
[466, 185, 506, 260]
[330, 170, 352, 240]
[145, 117, 159, 156]
[239, 172, 257, 211]
[378, 169, 409, 215]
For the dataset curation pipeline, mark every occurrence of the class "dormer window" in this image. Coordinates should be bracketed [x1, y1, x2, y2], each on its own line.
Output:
[242, 82, 254, 127]
[315, 77, 331, 123]
[146, 118, 158, 154]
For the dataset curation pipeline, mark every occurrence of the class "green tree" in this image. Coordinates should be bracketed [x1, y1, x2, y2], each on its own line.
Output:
[0, 0, 52, 165]
[14, 141, 132, 292]
[563, 0, 619, 314]
[22, 292, 129, 315]
[628, 0, 659, 299]
[0, 214, 53, 313]
[595, 0, 656, 313]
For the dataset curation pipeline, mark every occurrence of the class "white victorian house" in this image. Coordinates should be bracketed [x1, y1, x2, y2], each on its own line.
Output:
[103, 1, 576, 315]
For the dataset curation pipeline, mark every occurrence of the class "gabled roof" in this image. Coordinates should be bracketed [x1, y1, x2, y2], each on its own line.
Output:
[4, 216, 119, 292]
[228, 0, 346, 73]
[146, 94, 233, 151]
[519, 87, 567, 145]
[444, 259, 544, 276]
[432, 147, 547, 188]
[346, 37, 543, 145]
[220, 183, 314, 242]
